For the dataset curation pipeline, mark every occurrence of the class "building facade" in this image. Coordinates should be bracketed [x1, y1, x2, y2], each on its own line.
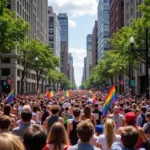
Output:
[110, 0, 124, 38]
[92, 21, 98, 69]
[98, 0, 110, 60]
[0, 0, 48, 94]
[86, 34, 92, 79]
[48, 6, 61, 70]
[57, 13, 69, 78]
[82, 57, 87, 84]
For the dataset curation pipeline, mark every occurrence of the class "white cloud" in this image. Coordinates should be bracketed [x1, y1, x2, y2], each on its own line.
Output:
[48, 0, 98, 18]
[69, 20, 77, 28]
[69, 48, 86, 86]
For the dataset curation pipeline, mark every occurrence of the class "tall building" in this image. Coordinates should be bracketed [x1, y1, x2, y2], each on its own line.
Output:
[48, 6, 61, 70]
[98, 0, 110, 59]
[124, 0, 143, 26]
[92, 21, 98, 69]
[0, 0, 48, 94]
[68, 53, 75, 84]
[86, 34, 92, 79]
[57, 13, 69, 78]
[110, 0, 124, 38]
[82, 57, 87, 84]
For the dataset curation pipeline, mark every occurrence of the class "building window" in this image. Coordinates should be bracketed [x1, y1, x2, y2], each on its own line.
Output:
[49, 43, 54, 48]
[1, 58, 10, 63]
[49, 30, 54, 35]
[1, 69, 10, 76]
[49, 17, 54, 22]
[48, 10, 51, 14]
[49, 23, 54, 28]
[17, 69, 20, 77]
[49, 36, 54, 41]
[17, 1, 19, 13]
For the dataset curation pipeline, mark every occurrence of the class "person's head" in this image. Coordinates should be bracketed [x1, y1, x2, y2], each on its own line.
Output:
[50, 105, 60, 115]
[113, 106, 120, 115]
[73, 107, 80, 118]
[21, 105, 32, 122]
[94, 103, 99, 109]
[83, 105, 91, 118]
[23, 124, 47, 150]
[135, 109, 140, 117]
[146, 112, 150, 122]
[95, 125, 103, 136]
[47, 122, 70, 145]
[141, 106, 146, 114]
[0, 133, 24, 150]
[125, 112, 136, 126]
[104, 118, 115, 148]
[3, 104, 11, 116]
[65, 107, 69, 111]
[33, 106, 38, 113]
[77, 119, 94, 143]
[121, 126, 139, 148]
[0, 115, 11, 132]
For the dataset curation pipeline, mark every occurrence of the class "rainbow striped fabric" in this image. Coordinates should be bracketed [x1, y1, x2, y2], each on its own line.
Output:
[66, 90, 71, 98]
[5, 89, 15, 104]
[48, 91, 54, 98]
[102, 85, 117, 117]
[88, 89, 92, 95]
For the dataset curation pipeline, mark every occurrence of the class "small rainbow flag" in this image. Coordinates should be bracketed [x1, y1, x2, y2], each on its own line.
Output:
[48, 90, 54, 98]
[102, 85, 117, 117]
[92, 93, 97, 103]
[5, 89, 15, 104]
[66, 90, 71, 98]
[88, 89, 92, 95]
[37, 88, 40, 96]
[45, 89, 49, 97]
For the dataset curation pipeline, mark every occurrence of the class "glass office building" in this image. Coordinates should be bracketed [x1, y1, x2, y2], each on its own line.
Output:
[98, 0, 110, 60]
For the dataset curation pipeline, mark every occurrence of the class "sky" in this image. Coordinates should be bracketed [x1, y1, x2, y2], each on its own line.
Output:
[48, 0, 98, 87]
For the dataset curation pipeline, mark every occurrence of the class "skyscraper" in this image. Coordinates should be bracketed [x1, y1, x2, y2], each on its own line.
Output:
[48, 6, 61, 70]
[82, 57, 87, 84]
[57, 13, 69, 78]
[98, 0, 110, 60]
[92, 21, 98, 69]
[110, 0, 124, 38]
[0, 0, 48, 94]
[86, 34, 92, 79]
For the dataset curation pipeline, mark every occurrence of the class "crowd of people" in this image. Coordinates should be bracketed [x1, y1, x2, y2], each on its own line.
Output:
[0, 90, 150, 150]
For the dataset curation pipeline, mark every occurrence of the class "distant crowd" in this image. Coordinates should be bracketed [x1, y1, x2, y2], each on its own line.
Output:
[0, 90, 149, 150]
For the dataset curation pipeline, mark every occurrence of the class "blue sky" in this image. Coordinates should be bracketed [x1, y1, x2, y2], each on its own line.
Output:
[48, 0, 98, 86]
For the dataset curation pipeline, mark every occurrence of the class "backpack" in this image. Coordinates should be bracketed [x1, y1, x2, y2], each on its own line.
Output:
[141, 114, 147, 127]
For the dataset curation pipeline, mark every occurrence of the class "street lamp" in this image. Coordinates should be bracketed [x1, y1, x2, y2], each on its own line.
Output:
[130, 28, 149, 99]
[35, 57, 38, 91]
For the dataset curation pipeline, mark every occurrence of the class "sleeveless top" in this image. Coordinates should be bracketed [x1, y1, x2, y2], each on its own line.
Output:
[70, 120, 80, 145]
[135, 126, 142, 149]
[47, 116, 58, 132]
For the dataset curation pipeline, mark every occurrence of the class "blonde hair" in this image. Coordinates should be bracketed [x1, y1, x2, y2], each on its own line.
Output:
[47, 122, 70, 150]
[104, 118, 115, 149]
[0, 133, 24, 150]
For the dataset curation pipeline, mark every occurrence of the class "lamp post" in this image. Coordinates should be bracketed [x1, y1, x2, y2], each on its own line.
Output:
[35, 57, 38, 91]
[130, 28, 149, 99]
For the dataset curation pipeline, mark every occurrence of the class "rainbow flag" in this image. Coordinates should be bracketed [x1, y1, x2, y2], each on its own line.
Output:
[48, 90, 54, 98]
[92, 93, 97, 103]
[88, 89, 92, 95]
[66, 90, 71, 98]
[37, 88, 40, 96]
[5, 89, 15, 104]
[45, 89, 49, 97]
[102, 85, 117, 117]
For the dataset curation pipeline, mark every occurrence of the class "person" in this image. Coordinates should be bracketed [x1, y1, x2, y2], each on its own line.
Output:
[111, 126, 146, 150]
[23, 124, 47, 150]
[32, 105, 41, 124]
[96, 118, 121, 150]
[92, 103, 103, 125]
[81, 105, 97, 127]
[67, 107, 81, 145]
[143, 112, 150, 149]
[63, 99, 71, 109]
[109, 106, 124, 130]
[44, 122, 70, 150]
[68, 120, 101, 150]
[137, 107, 147, 127]
[12, 105, 32, 139]
[95, 124, 104, 137]
[41, 105, 49, 125]
[117, 112, 147, 149]
[44, 105, 63, 132]
[0, 133, 24, 150]
[0, 115, 11, 133]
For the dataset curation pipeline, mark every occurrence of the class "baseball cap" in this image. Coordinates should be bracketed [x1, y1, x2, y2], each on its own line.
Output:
[125, 112, 136, 125]
[95, 125, 103, 134]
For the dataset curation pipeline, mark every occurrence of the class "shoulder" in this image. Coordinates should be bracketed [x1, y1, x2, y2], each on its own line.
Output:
[111, 142, 122, 150]
[97, 134, 105, 142]
[12, 126, 20, 132]
[68, 144, 78, 150]
[93, 146, 102, 150]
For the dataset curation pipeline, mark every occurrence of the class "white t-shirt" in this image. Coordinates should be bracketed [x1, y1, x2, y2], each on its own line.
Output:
[97, 134, 121, 150]
[63, 102, 70, 109]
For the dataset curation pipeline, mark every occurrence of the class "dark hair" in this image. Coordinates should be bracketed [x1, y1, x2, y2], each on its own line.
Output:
[73, 108, 80, 117]
[23, 124, 47, 150]
[121, 126, 139, 148]
[21, 109, 32, 122]
[51, 105, 60, 114]
[77, 120, 94, 142]
[3, 104, 11, 116]
[141, 106, 146, 113]
[0, 115, 11, 130]
[146, 112, 150, 118]
[65, 107, 69, 111]
[33, 106, 38, 113]
[94, 103, 98, 108]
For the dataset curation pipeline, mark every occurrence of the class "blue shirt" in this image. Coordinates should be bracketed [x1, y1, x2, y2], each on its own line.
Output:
[137, 114, 146, 127]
